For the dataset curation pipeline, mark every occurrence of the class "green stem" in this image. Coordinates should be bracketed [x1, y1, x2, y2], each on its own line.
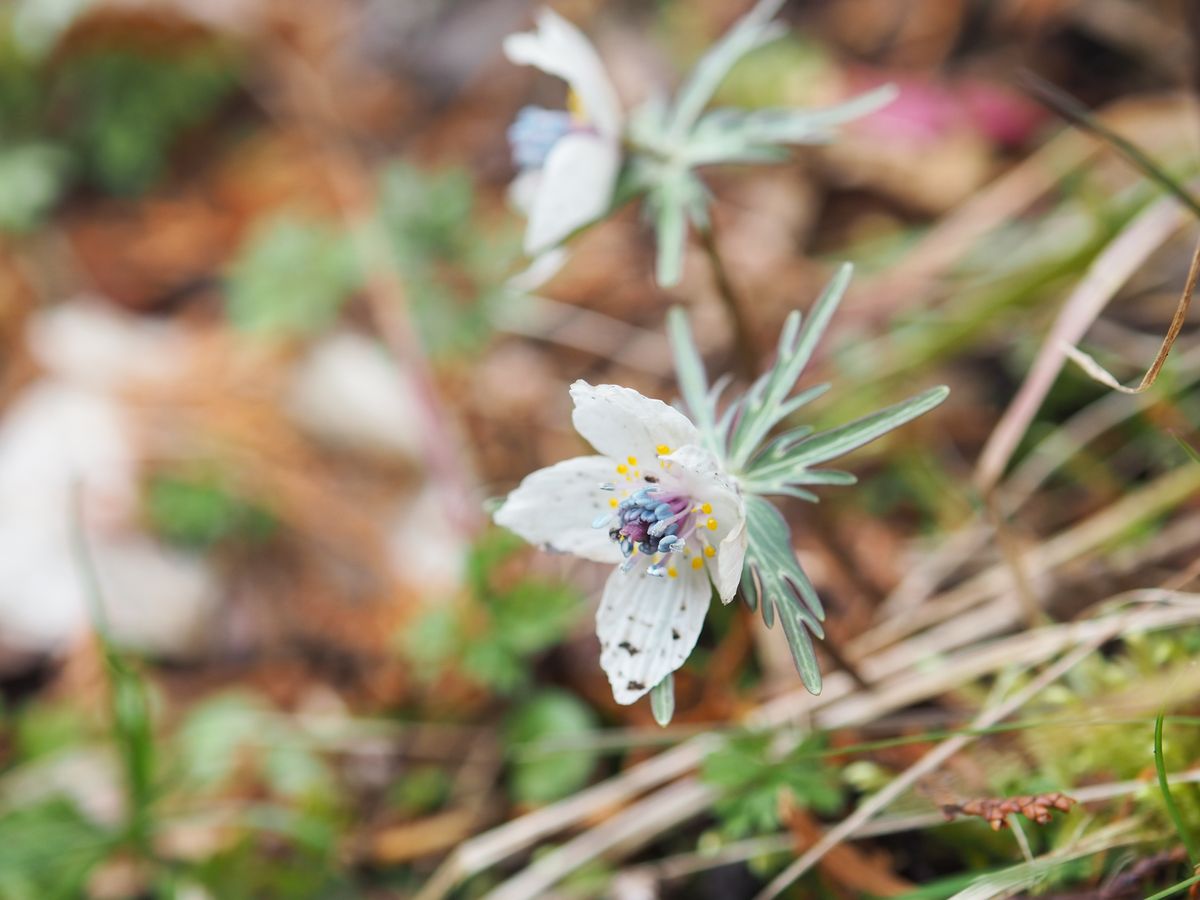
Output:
[1021, 73, 1200, 221]
[1145, 870, 1200, 900]
[697, 223, 758, 379]
[1156, 711, 1200, 868]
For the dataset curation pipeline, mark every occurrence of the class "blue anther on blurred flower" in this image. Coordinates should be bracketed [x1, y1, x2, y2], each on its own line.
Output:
[508, 106, 575, 170]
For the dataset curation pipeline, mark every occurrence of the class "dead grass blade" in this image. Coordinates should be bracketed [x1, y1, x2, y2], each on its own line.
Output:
[975, 194, 1187, 492]
[754, 604, 1166, 900]
[1065, 233, 1200, 393]
[424, 596, 1200, 899]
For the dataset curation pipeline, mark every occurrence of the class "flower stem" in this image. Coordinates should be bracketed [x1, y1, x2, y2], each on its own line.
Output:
[697, 223, 758, 379]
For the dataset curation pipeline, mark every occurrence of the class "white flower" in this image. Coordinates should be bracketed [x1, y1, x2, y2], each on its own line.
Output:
[503, 9, 623, 256]
[494, 381, 748, 705]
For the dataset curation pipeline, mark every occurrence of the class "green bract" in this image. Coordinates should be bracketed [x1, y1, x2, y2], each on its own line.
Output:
[626, 0, 896, 286]
[668, 263, 949, 695]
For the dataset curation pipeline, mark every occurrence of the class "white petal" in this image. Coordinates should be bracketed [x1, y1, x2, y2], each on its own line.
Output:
[494, 455, 623, 564]
[503, 8, 621, 138]
[662, 445, 748, 602]
[570, 381, 700, 470]
[508, 168, 541, 216]
[506, 246, 569, 294]
[597, 559, 711, 704]
[524, 133, 619, 254]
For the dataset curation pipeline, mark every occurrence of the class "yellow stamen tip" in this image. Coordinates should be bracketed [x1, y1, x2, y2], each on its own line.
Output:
[616, 464, 628, 475]
[656, 444, 671, 456]
[691, 557, 704, 570]
[609, 498, 618, 508]
[704, 546, 715, 558]
[627, 455, 638, 466]
[701, 502, 713, 514]
[667, 567, 678, 578]
[706, 518, 718, 531]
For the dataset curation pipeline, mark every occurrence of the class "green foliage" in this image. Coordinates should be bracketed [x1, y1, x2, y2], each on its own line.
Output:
[146, 474, 277, 549]
[10, 702, 89, 762]
[506, 690, 599, 805]
[0, 143, 69, 231]
[702, 731, 843, 839]
[226, 216, 360, 338]
[0, 22, 241, 230]
[188, 834, 350, 900]
[378, 163, 520, 358]
[54, 48, 238, 194]
[403, 529, 583, 695]
[391, 766, 452, 816]
[0, 799, 113, 900]
[174, 693, 336, 804]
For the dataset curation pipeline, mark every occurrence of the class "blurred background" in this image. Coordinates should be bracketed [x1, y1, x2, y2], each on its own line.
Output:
[3, 0, 1200, 897]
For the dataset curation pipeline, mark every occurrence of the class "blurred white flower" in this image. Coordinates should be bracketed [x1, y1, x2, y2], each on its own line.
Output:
[494, 380, 746, 705]
[503, 9, 623, 257]
[0, 302, 218, 659]
[503, 1, 898, 286]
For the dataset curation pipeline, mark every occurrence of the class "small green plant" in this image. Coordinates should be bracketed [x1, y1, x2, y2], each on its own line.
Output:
[145, 473, 277, 549]
[402, 529, 583, 695]
[226, 216, 360, 338]
[702, 731, 843, 839]
[506, 690, 599, 806]
[378, 163, 520, 358]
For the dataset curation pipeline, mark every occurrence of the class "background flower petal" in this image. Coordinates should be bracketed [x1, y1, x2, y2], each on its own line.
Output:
[524, 133, 619, 254]
[503, 8, 621, 138]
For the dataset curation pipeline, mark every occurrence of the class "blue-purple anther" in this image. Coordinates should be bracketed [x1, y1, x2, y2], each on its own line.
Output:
[593, 486, 695, 575]
[508, 106, 574, 170]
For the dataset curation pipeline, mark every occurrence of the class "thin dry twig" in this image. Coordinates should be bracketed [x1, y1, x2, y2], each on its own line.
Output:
[1065, 232, 1200, 393]
[975, 194, 1187, 492]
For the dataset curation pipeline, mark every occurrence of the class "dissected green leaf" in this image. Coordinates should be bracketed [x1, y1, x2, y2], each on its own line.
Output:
[728, 264, 853, 469]
[56, 48, 238, 195]
[702, 731, 842, 839]
[741, 496, 824, 694]
[684, 86, 898, 167]
[745, 384, 949, 489]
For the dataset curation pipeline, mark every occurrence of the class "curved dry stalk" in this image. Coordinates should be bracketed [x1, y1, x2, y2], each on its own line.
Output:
[975, 194, 1187, 493]
[881, 338, 1200, 618]
[1065, 232, 1200, 393]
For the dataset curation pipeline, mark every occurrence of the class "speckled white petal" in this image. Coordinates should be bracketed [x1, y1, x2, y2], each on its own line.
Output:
[503, 8, 621, 139]
[597, 558, 711, 704]
[524, 133, 619, 254]
[493, 455, 623, 564]
[662, 445, 747, 602]
[570, 381, 700, 469]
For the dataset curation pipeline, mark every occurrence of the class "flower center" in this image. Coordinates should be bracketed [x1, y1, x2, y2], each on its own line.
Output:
[592, 451, 720, 578]
[507, 106, 574, 170]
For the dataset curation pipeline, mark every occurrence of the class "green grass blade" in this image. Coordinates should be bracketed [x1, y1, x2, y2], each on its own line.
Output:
[1156, 711, 1200, 868]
